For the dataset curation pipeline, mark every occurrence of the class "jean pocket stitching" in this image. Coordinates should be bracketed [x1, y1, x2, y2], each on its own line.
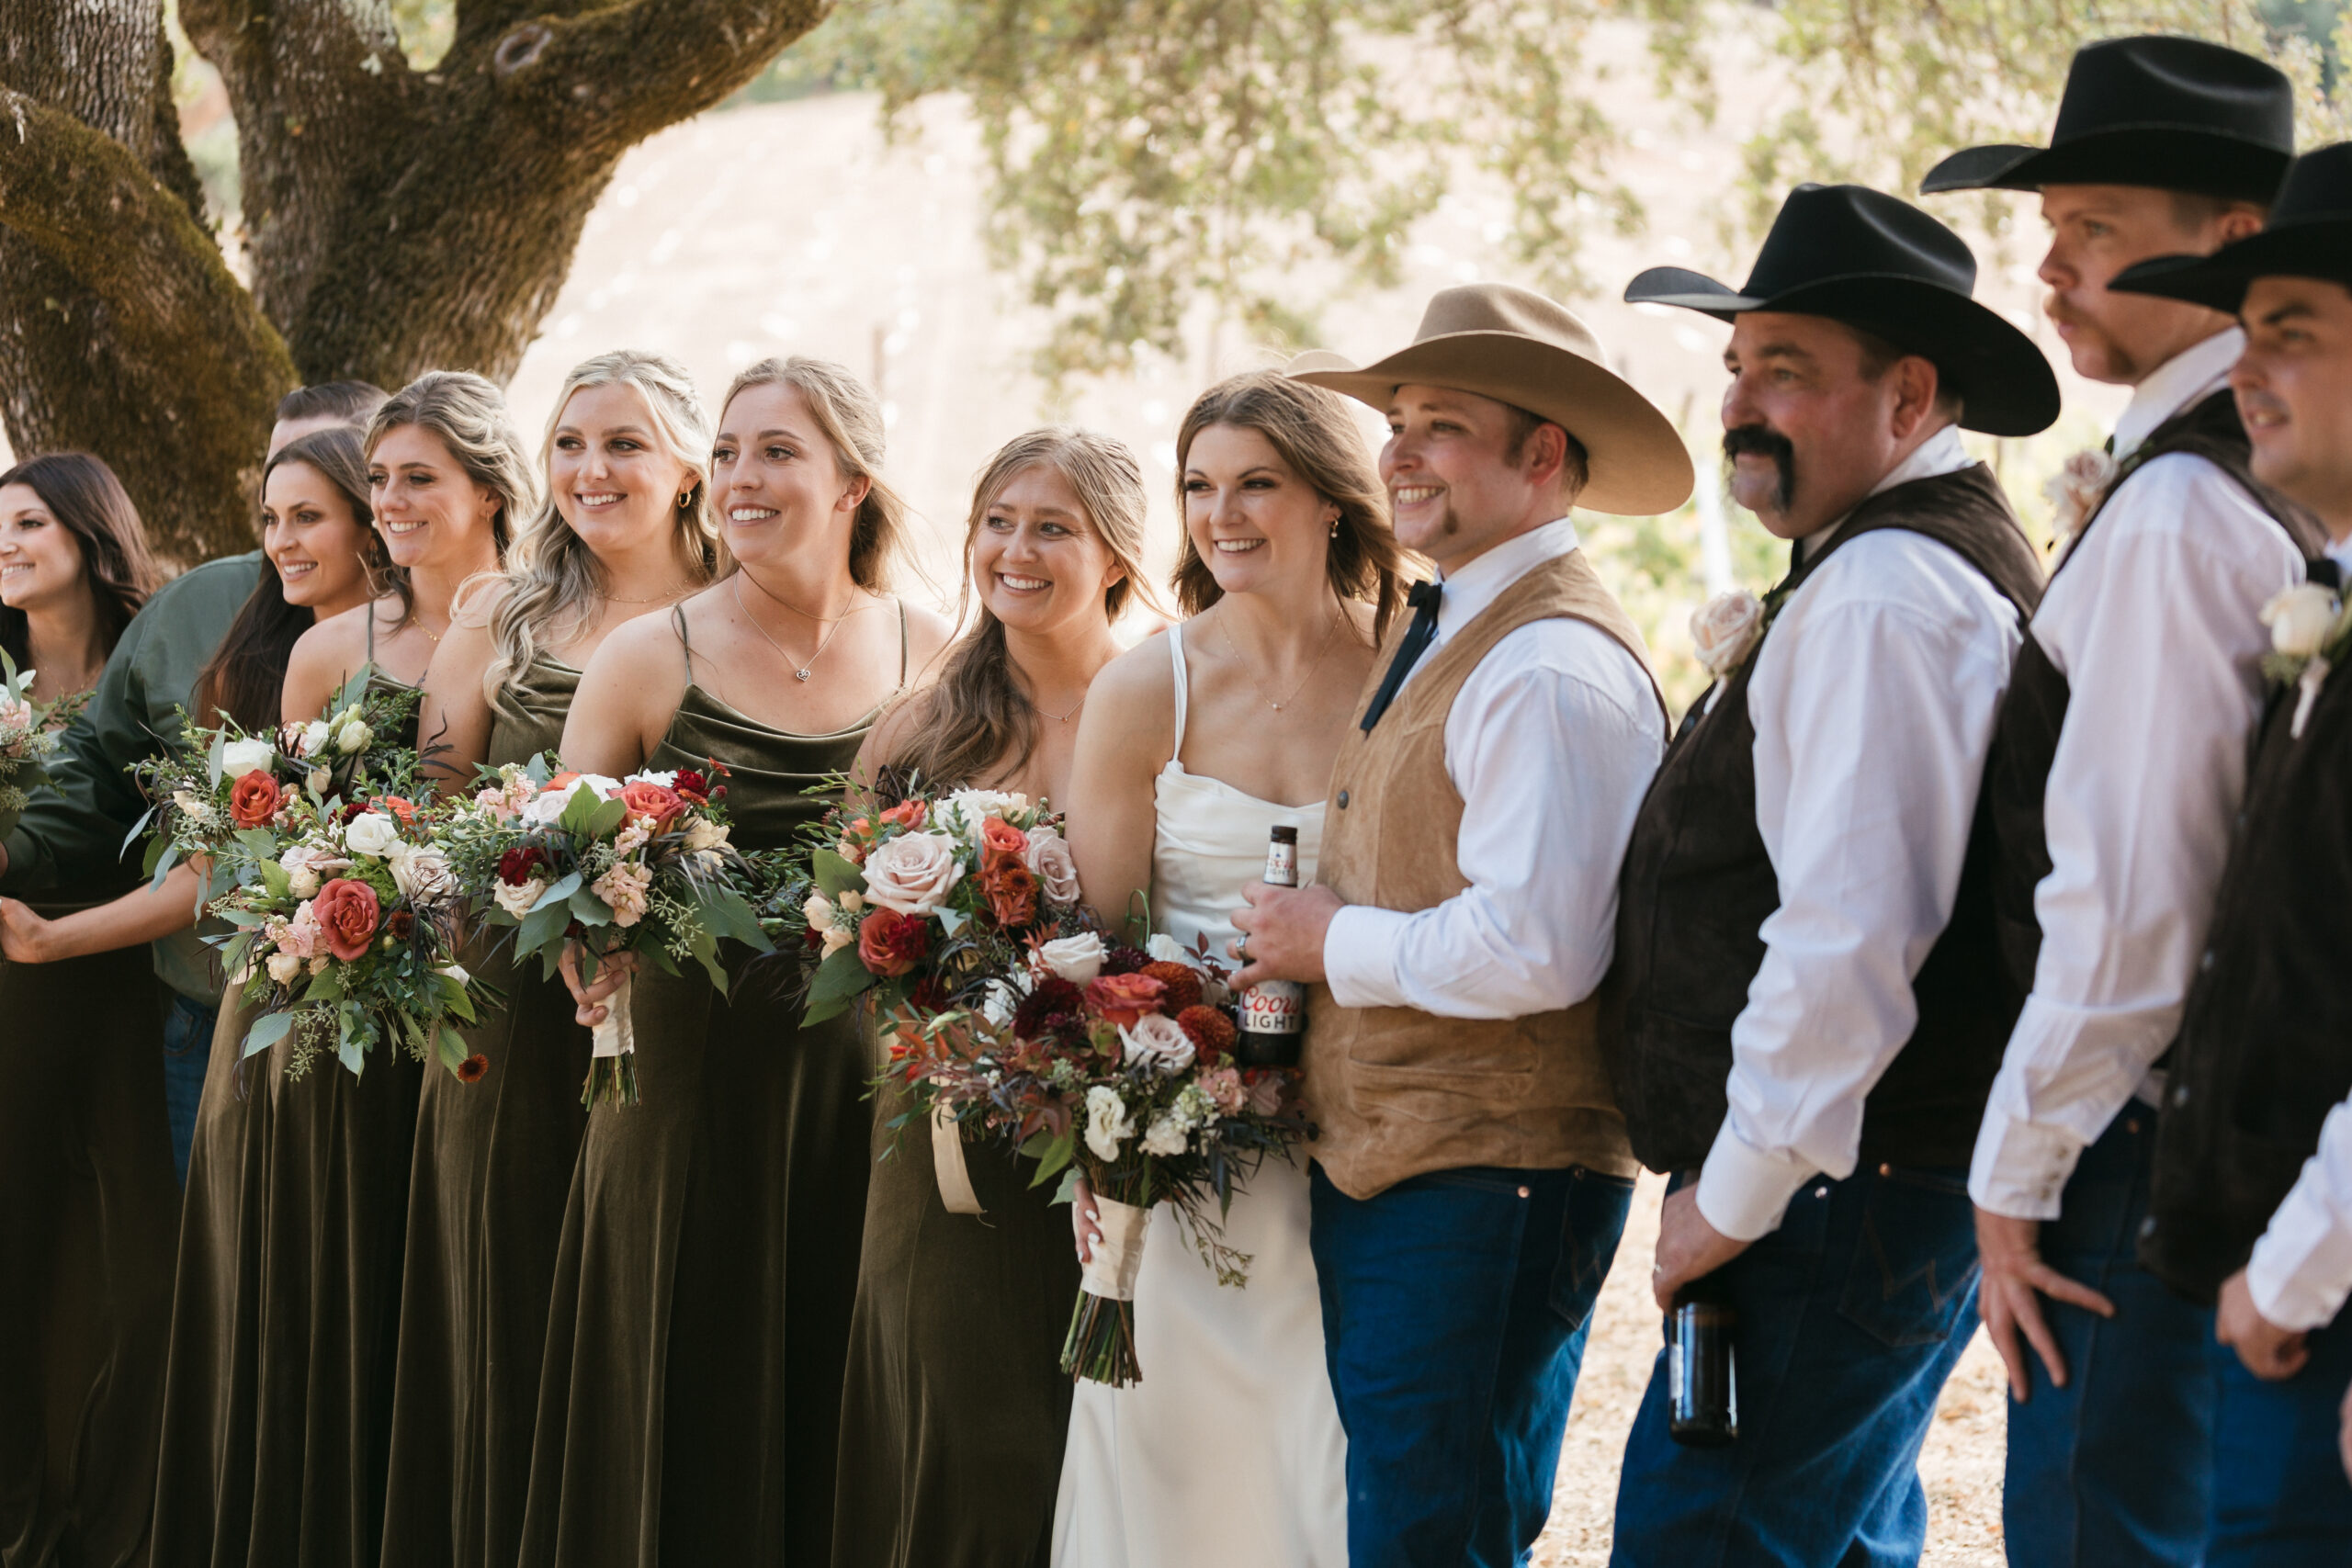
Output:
[1837, 1190, 1981, 1349]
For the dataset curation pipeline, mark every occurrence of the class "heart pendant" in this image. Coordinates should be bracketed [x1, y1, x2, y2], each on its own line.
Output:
[794, 669, 811, 682]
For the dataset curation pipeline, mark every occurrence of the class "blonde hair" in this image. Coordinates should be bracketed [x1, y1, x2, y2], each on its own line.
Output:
[364, 370, 536, 616]
[1171, 371, 1409, 642]
[718, 355, 910, 591]
[484, 351, 721, 715]
[881, 428, 1154, 792]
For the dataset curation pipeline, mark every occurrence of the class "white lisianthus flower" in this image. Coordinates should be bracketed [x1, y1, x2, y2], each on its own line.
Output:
[628, 769, 678, 788]
[2262, 583, 2341, 660]
[1145, 932, 1189, 965]
[334, 718, 372, 756]
[859, 830, 966, 916]
[1036, 931, 1106, 985]
[343, 811, 399, 858]
[440, 963, 470, 987]
[1083, 1084, 1136, 1161]
[803, 893, 836, 932]
[1139, 1111, 1191, 1158]
[1690, 589, 1767, 678]
[266, 951, 304, 986]
[493, 876, 547, 919]
[1120, 1012, 1196, 1074]
[940, 788, 1030, 835]
[684, 817, 729, 853]
[979, 976, 1025, 1029]
[220, 737, 276, 777]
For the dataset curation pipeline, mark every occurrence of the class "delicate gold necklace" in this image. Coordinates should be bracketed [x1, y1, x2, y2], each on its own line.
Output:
[605, 581, 695, 605]
[401, 614, 445, 646]
[1034, 691, 1086, 724]
[1217, 604, 1343, 712]
[733, 573, 859, 682]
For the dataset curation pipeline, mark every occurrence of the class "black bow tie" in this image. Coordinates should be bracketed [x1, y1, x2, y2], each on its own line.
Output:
[1360, 580, 1444, 732]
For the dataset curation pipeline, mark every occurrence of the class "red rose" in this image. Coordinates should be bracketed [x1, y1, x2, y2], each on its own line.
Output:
[672, 768, 710, 804]
[979, 858, 1037, 929]
[1141, 960, 1204, 1013]
[856, 908, 930, 977]
[1085, 972, 1166, 1026]
[621, 779, 686, 831]
[1176, 1005, 1238, 1062]
[229, 768, 285, 829]
[980, 816, 1028, 863]
[457, 1054, 489, 1083]
[498, 845, 549, 886]
[311, 877, 381, 962]
[880, 797, 927, 830]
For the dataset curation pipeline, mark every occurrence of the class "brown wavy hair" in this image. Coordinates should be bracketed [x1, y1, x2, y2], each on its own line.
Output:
[718, 355, 909, 591]
[0, 452, 161, 672]
[363, 371, 534, 618]
[1170, 372, 1409, 642]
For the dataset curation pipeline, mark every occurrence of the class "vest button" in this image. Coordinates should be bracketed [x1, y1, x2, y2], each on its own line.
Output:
[2139, 1215, 2157, 1239]
[2199, 948, 2215, 972]
[1336, 789, 1350, 809]
[2173, 1083, 2191, 1107]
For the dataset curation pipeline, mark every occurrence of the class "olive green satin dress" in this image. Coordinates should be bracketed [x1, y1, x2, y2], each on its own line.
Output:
[0, 866, 176, 1568]
[519, 611, 896, 1567]
[381, 653, 590, 1568]
[152, 671, 424, 1568]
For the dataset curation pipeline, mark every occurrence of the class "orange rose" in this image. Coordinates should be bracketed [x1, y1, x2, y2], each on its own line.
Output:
[880, 798, 927, 830]
[371, 794, 418, 824]
[857, 907, 930, 977]
[310, 877, 381, 963]
[229, 769, 286, 829]
[1085, 972, 1166, 1026]
[621, 779, 686, 831]
[980, 816, 1028, 863]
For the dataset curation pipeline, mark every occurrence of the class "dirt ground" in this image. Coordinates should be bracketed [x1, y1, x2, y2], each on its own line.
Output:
[1532, 1174, 2007, 1565]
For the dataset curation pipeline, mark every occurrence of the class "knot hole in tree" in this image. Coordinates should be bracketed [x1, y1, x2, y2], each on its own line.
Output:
[493, 24, 554, 81]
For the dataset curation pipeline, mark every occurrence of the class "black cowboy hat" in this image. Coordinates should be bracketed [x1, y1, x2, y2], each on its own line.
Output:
[1921, 35, 2292, 204]
[2109, 142, 2352, 312]
[1623, 183, 2061, 437]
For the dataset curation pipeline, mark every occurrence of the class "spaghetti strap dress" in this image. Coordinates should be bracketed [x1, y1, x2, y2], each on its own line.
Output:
[1050, 624, 1349, 1568]
[381, 651, 590, 1568]
[152, 640, 425, 1568]
[518, 604, 902, 1568]
[830, 761, 1082, 1568]
[0, 698, 177, 1568]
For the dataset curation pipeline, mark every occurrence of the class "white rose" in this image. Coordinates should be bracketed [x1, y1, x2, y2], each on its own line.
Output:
[266, 951, 303, 986]
[1024, 827, 1081, 906]
[2041, 446, 2118, 547]
[1120, 1012, 1196, 1074]
[1083, 1084, 1136, 1162]
[803, 892, 835, 932]
[821, 924, 854, 956]
[1139, 1111, 1191, 1158]
[389, 842, 454, 902]
[576, 773, 624, 799]
[859, 830, 966, 916]
[979, 976, 1025, 1029]
[287, 866, 321, 899]
[335, 719, 373, 755]
[1036, 931, 1105, 985]
[1690, 589, 1766, 677]
[308, 766, 332, 795]
[343, 811, 398, 858]
[628, 769, 677, 788]
[940, 788, 1030, 834]
[493, 877, 547, 919]
[440, 964, 470, 987]
[524, 781, 586, 826]
[300, 720, 332, 758]
[1145, 932, 1188, 964]
[2261, 583, 2341, 660]
[220, 737, 276, 777]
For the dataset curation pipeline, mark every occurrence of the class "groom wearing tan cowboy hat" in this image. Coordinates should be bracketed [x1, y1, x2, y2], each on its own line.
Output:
[1229, 282, 1690, 1567]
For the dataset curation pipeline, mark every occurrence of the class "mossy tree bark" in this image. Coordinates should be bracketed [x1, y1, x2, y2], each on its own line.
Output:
[0, 0, 825, 565]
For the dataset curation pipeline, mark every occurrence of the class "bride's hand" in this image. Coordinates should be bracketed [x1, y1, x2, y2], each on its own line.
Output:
[1071, 1173, 1102, 1266]
[0, 897, 59, 964]
[559, 942, 637, 1028]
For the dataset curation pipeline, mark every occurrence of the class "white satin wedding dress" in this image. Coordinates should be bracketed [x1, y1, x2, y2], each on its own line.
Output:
[1051, 624, 1350, 1568]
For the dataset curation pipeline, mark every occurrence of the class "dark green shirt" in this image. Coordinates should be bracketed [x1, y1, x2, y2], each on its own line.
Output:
[3, 551, 265, 1002]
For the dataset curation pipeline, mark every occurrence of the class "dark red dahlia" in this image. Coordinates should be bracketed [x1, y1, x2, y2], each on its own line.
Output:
[1100, 943, 1148, 977]
[1012, 976, 1083, 1039]
[498, 844, 550, 886]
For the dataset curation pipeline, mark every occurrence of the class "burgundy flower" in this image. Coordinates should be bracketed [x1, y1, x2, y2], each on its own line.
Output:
[1013, 977, 1083, 1038]
[457, 1054, 489, 1083]
[1100, 943, 1148, 977]
[498, 845, 549, 886]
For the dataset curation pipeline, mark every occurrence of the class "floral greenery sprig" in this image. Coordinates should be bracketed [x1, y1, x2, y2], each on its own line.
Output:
[441, 753, 773, 1108]
[2258, 581, 2352, 739]
[0, 649, 89, 837]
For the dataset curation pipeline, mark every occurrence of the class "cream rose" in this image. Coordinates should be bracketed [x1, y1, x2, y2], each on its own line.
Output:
[2041, 447, 2118, 547]
[1036, 931, 1105, 985]
[1690, 589, 1766, 678]
[1120, 1012, 1197, 1074]
[859, 830, 966, 916]
[389, 841, 454, 902]
[334, 719, 373, 756]
[802, 892, 836, 932]
[1024, 827, 1081, 906]
[1139, 1111, 1192, 1158]
[1083, 1084, 1136, 1162]
[220, 737, 276, 777]
[493, 876, 547, 919]
[525, 782, 586, 827]
[684, 817, 730, 853]
[266, 951, 304, 986]
[342, 811, 399, 858]
[2262, 583, 2341, 660]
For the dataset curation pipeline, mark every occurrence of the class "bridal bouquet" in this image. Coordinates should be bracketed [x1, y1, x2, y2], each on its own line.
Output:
[442, 754, 772, 1107]
[0, 650, 88, 837]
[884, 931, 1305, 1385]
[208, 788, 503, 1080]
[773, 786, 1089, 1029]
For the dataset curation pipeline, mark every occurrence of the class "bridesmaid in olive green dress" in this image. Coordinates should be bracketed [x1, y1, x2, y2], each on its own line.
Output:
[383, 351, 721, 1568]
[828, 428, 1148, 1568]
[145, 374, 532, 1568]
[0, 454, 173, 1568]
[521, 355, 953, 1568]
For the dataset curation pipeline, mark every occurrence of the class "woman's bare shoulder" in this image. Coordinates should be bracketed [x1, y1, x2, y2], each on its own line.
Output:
[448, 571, 513, 631]
[898, 598, 959, 684]
[1080, 629, 1179, 742]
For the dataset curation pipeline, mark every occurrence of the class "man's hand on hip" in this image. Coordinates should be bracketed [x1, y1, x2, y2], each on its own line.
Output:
[1228, 881, 1340, 989]
[1974, 1205, 2116, 1400]
[2215, 1268, 2309, 1382]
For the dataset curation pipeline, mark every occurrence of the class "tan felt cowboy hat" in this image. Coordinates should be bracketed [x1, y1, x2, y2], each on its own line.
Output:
[1288, 283, 1695, 516]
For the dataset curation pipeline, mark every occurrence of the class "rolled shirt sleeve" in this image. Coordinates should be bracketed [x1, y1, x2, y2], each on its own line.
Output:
[2246, 1100, 2352, 1332]
[1323, 618, 1664, 1020]
[1970, 457, 2304, 1219]
[1696, 534, 2018, 1241]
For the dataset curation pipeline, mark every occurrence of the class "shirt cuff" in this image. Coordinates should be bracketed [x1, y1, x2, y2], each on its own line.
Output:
[1967, 1111, 2084, 1222]
[1322, 903, 1408, 1011]
[1695, 1121, 1815, 1243]
[2245, 1169, 2352, 1334]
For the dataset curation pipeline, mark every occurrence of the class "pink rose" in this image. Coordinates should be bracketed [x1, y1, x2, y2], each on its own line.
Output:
[1024, 827, 1080, 905]
[860, 830, 965, 916]
[310, 878, 381, 963]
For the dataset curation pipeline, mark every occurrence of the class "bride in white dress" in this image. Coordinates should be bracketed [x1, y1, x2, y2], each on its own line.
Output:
[1056, 370, 1409, 1567]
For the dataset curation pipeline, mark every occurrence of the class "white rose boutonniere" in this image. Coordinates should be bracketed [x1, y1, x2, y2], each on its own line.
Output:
[2041, 447, 2118, 555]
[2259, 582, 2350, 739]
[1690, 589, 1767, 679]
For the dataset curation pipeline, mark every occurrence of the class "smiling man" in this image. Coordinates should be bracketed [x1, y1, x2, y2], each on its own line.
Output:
[1600, 184, 2055, 1567]
[2107, 140, 2352, 1557]
[1231, 284, 1690, 1566]
[1922, 34, 2326, 1566]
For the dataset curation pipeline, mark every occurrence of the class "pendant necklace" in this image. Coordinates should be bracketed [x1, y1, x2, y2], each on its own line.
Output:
[733, 571, 857, 682]
[1219, 603, 1343, 712]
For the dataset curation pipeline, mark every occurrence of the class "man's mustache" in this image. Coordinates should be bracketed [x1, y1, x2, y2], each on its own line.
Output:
[1723, 424, 1795, 513]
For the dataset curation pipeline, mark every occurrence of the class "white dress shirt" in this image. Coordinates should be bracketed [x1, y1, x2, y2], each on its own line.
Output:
[1694, 427, 2022, 1241]
[1971, 328, 2312, 1220]
[1322, 518, 1666, 1019]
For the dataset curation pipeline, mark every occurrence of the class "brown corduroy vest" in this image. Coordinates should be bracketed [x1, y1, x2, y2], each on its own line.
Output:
[1304, 547, 1665, 1200]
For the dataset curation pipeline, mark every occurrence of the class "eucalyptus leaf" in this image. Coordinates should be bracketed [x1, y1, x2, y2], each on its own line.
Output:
[241, 1009, 294, 1060]
[811, 848, 864, 898]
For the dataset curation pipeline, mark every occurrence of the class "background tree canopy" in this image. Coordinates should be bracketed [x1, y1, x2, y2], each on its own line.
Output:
[2, 0, 2346, 564]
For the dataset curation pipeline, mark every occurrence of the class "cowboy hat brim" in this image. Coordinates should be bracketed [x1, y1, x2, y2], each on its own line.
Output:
[1291, 331, 1696, 515]
[2109, 220, 2352, 313]
[1921, 128, 2291, 203]
[1623, 269, 2061, 437]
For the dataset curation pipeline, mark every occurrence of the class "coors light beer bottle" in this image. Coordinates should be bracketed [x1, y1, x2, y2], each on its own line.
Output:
[1237, 825, 1304, 1067]
[1667, 1269, 1736, 1448]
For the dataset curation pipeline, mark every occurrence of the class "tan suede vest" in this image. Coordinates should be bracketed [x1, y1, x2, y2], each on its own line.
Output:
[1305, 547, 1663, 1199]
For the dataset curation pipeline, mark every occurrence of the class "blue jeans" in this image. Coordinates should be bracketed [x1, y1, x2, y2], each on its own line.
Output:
[1612, 1163, 1980, 1567]
[1308, 1160, 1634, 1568]
[161, 991, 215, 1186]
[2210, 1305, 2352, 1564]
[2002, 1111, 2215, 1568]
